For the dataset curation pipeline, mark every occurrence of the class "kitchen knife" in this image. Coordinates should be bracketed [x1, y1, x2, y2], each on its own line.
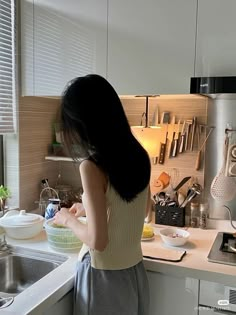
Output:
[158, 112, 170, 164]
[171, 119, 181, 157]
[173, 176, 191, 193]
[151, 105, 159, 126]
[160, 111, 170, 124]
[151, 105, 159, 164]
[168, 116, 175, 158]
[190, 116, 197, 151]
[184, 119, 193, 151]
[179, 120, 186, 153]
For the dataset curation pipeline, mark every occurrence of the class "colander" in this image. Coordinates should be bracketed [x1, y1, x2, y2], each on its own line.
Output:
[44, 218, 83, 252]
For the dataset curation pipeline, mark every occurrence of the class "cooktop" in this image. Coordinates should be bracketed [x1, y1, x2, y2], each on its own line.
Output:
[208, 232, 236, 266]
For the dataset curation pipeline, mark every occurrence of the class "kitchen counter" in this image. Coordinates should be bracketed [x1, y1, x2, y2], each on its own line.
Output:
[0, 231, 79, 315]
[143, 224, 236, 287]
[1, 222, 236, 314]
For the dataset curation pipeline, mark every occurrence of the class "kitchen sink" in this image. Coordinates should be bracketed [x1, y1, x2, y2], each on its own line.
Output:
[0, 246, 68, 297]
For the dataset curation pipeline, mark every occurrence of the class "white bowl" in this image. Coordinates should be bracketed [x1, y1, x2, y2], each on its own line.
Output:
[0, 210, 44, 239]
[159, 227, 190, 246]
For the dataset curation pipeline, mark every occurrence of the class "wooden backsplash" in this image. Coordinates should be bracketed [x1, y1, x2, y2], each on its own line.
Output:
[120, 94, 208, 196]
[17, 94, 207, 211]
[18, 96, 60, 210]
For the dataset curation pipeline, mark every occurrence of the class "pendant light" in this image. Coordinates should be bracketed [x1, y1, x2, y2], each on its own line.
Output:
[131, 95, 161, 157]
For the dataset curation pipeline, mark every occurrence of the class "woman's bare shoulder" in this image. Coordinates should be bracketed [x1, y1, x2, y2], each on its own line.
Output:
[79, 159, 98, 173]
[79, 159, 107, 191]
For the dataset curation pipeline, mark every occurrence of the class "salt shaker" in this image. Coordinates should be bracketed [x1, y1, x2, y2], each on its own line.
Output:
[199, 202, 209, 229]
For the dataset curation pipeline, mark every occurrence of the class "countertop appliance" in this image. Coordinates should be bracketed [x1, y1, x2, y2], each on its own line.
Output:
[208, 232, 236, 266]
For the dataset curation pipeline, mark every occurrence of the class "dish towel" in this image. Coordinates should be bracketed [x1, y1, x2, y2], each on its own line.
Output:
[142, 243, 186, 262]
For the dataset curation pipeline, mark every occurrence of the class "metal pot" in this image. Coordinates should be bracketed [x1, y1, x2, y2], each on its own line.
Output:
[0, 210, 44, 239]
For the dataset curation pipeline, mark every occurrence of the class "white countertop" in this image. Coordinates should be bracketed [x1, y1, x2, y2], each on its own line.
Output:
[143, 224, 236, 287]
[0, 231, 79, 315]
[1, 221, 236, 314]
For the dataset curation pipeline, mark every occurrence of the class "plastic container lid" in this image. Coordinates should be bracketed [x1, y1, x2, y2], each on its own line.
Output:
[1, 210, 42, 226]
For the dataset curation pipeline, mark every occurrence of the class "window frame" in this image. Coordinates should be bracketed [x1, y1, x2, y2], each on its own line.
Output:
[0, 0, 17, 186]
[0, 135, 3, 185]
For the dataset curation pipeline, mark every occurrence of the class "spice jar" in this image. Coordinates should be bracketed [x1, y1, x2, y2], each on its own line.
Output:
[199, 202, 209, 229]
[190, 202, 200, 228]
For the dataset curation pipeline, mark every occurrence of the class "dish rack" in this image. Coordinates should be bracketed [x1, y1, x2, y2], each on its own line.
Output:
[38, 187, 60, 216]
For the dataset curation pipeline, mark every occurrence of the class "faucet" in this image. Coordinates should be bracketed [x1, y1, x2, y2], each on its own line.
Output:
[0, 208, 6, 218]
[0, 235, 10, 252]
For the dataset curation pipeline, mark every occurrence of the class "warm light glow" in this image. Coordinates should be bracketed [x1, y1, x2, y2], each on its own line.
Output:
[131, 126, 161, 157]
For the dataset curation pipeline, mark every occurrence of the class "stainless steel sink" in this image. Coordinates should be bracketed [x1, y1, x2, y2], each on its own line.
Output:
[0, 246, 68, 297]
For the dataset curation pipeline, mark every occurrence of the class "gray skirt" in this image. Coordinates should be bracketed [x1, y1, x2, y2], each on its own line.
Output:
[73, 253, 150, 315]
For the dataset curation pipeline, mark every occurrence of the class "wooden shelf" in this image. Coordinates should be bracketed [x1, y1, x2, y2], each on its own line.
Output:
[45, 156, 73, 162]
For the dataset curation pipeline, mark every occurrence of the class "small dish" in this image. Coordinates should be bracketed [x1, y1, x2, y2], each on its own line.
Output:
[142, 223, 154, 238]
[141, 235, 155, 242]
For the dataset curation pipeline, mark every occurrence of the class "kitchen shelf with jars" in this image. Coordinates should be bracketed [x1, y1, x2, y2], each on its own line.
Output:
[46, 122, 73, 161]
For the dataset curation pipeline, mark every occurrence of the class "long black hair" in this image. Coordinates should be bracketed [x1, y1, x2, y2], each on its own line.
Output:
[61, 74, 151, 202]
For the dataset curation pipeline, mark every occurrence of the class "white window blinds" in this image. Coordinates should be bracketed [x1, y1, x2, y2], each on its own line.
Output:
[0, 0, 16, 134]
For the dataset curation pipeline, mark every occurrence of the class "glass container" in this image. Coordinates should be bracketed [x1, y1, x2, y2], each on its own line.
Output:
[190, 202, 200, 228]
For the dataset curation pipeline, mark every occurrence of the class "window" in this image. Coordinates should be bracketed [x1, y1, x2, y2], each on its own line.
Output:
[0, 135, 3, 185]
[0, 0, 16, 184]
[0, 0, 16, 133]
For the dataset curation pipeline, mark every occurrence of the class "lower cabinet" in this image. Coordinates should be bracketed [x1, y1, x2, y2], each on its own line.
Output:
[147, 271, 199, 315]
[43, 290, 73, 315]
[199, 280, 236, 315]
[199, 311, 225, 315]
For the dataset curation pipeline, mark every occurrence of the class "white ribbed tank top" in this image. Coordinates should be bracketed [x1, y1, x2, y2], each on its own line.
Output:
[78, 183, 149, 270]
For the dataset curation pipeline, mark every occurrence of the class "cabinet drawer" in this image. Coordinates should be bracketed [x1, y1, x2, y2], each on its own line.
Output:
[199, 280, 236, 312]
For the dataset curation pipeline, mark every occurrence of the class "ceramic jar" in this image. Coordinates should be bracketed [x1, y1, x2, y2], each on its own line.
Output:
[45, 199, 60, 220]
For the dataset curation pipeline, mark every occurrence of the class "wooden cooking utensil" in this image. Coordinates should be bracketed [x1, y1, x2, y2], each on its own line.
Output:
[152, 179, 164, 195]
[158, 171, 170, 188]
[152, 172, 170, 195]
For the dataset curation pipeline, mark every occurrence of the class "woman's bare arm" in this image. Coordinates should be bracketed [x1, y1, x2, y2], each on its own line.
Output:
[145, 186, 153, 223]
[54, 160, 109, 251]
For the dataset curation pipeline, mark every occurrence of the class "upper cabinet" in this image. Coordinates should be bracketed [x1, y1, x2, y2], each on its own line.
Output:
[21, 0, 107, 96]
[195, 0, 236, 77]
[21, 0, 197, 96]
[107, 0, 197, 95]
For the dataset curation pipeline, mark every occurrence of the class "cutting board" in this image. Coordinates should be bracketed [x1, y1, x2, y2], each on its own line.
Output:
[142, 236, 186, 262]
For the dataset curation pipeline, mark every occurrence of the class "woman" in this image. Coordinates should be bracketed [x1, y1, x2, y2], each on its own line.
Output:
[54, 74, 151, 315]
